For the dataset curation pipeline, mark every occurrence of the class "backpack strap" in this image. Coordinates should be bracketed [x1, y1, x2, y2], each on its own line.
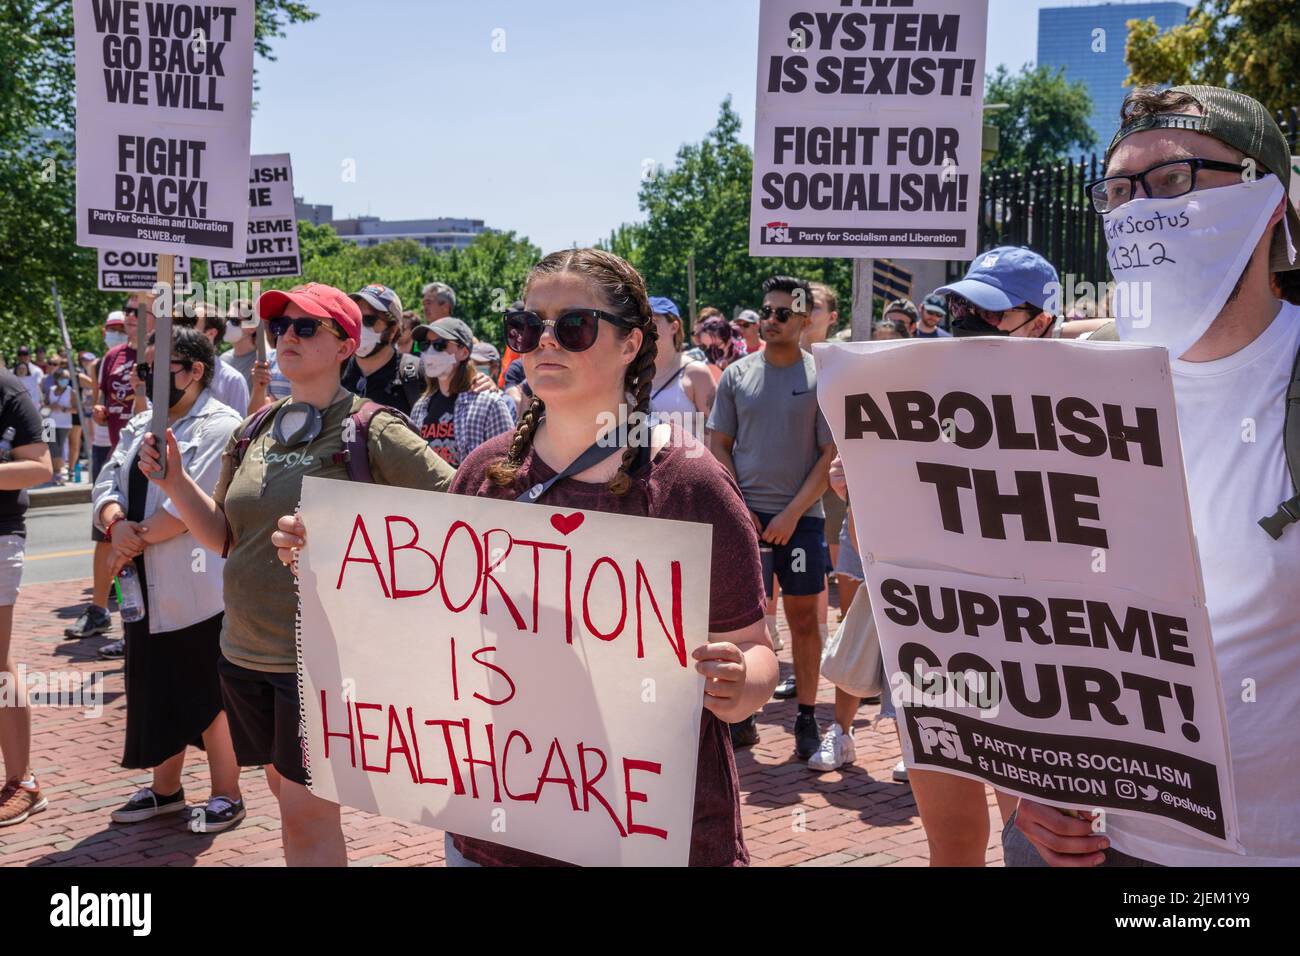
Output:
[223, 400, 283, 557]
[398, 353, 425, 409]
[333, 401, 424, 483]
[232, 401, 281, 471]
[1258, 345, 1300, 540]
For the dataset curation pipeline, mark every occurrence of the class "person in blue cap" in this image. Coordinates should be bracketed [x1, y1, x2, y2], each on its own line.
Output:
[935, 246, 1061, 339]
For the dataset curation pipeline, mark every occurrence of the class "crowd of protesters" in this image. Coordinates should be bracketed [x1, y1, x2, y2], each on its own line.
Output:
[0, 83, 1297, 870]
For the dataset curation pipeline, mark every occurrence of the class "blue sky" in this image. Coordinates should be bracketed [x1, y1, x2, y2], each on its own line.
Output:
[248, 0, 1109, 253]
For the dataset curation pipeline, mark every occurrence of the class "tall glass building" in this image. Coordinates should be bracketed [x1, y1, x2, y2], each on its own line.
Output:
[1037, 2, 1189, 152]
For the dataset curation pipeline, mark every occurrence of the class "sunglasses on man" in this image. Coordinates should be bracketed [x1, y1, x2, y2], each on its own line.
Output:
[503, 309, 640, 354]
[266, 317, 347, 342]
[759, 305, 803, 322]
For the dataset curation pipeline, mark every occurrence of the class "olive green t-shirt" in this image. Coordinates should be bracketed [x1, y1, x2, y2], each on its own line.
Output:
[214, 394, 455, 672]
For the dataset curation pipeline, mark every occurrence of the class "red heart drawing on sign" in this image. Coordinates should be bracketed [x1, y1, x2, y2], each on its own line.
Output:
[551, 512, 585, 536]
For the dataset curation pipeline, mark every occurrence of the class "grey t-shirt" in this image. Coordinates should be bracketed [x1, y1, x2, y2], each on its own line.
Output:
[226, 348, 257, 387]
[707, 350, 833, 517]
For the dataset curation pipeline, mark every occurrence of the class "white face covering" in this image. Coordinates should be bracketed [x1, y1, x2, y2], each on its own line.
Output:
[223, 322, 243, 344]
[357, 325, 382, 357]
[1103, 176, 1292, 360]
[105, 331, 128, 349]
[421, 349, 457, 379]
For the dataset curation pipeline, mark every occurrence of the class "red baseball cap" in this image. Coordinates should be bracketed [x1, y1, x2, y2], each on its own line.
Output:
[258, 283, 361, 343]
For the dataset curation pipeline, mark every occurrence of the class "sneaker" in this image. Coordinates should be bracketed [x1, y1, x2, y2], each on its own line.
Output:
[772, 674, 797, 700]
[892, 760, 910, 783]
[109, 787, 186, 824]
[98, 638, 125, 660]
[807, 722, 855, 772]
[64, 605, 112, 639]
[190, 796, 245, 834]
[794, 712, 822, 760]
[729, 716, 760, 749]
[766, 616, 785, 652]
[0, 778, 48, 827]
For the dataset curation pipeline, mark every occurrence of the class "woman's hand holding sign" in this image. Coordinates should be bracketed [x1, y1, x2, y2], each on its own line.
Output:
[273, 513, 306, 569]
[137, 429, 184, 495]
[694, 642, 748, 720]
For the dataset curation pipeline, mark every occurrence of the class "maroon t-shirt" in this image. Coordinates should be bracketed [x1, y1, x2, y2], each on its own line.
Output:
[448, 425, 766, 867]
[98, 342, 138, 448]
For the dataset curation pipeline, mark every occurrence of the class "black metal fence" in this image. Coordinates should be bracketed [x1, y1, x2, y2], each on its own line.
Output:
[957, 106, 1300, 290]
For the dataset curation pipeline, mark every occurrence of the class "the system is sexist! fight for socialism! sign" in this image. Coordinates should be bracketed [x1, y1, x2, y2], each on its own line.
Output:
[73, 0, 254, 259]
[295, 478, 713, 866]
[751, 0, 987, 259]
[816, 338, 1242, 860]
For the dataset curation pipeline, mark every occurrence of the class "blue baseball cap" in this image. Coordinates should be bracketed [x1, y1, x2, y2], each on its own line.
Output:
[648, 296, 680, 318]
[935, 246, 1059, 313]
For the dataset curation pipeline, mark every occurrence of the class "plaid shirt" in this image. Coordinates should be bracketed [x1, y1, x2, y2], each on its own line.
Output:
[411, 388, 517, 467]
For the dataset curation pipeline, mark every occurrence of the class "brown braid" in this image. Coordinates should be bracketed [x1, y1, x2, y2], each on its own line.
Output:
[486, 248, 655, 493]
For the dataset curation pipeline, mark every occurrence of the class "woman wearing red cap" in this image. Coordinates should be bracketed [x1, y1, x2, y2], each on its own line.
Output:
[273, 252, 779, 867]
[137, 282, 455, 866]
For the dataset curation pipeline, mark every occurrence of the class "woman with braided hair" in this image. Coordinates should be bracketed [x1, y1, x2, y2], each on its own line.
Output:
[272, 248, 778, 867]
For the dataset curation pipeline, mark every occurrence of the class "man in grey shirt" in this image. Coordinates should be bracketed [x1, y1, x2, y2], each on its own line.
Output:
[708, 275, 835, 761]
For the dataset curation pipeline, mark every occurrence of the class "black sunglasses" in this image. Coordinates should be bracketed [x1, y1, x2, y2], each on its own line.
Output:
[759, 305, 800, 322]
[134, 360, 191, 379]
[426, 338, 452, 352]
[266, 317, 346, 341]
[1085, 158, 1250, 213]
[503, 309, 639, 354]
[361, 315, 388, 329]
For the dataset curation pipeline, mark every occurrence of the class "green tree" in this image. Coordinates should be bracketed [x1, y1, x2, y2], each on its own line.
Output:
[1125, 0, 1300, 111]
[257, 224, 541, 347]
[606, 98, 852, 326]
[0, 0, 317, 360]
[983, 64, 1097, 174]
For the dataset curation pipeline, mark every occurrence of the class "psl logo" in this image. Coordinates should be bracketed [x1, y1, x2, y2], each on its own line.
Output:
[915, 716, 973, 764]
[764, 221, 792, 244]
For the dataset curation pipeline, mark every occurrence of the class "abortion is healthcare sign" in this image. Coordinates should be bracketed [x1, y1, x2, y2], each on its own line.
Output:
[74, 0, 255, 259]
[751, 0, 987, 259]
[295, 478, 714, 867]
[815, 338, 1242, 860]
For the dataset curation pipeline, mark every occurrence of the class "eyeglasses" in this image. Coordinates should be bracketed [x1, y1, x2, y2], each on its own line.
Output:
[360, 315, 387, 329]
[1085, 158, 1251, 213]
[503, 309, 638, 354]
[427, 338, 451, 352]
[134, 360, 191, 379]
[946, 295, 1036, 325]
[266, 317, 346, 341]
[759, 305, 802, 322]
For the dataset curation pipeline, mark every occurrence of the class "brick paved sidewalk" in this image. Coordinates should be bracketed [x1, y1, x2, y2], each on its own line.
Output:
[2, 579, 1004, 867]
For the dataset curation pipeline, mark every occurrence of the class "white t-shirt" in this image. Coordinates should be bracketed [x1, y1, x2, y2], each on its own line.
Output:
[1106, 301, 1300, 865]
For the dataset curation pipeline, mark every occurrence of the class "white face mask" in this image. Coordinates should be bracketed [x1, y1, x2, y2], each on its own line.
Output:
[357, 325, 383, 357]
[421, 349, 457, 379]
[223, 322, 243, 344]
[105, 331, 127, 349]
[1103, 176, 1292, 360]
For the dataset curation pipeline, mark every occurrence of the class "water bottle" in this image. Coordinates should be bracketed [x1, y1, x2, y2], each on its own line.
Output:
[0, 426, 15, 463]
[117, 565, 145, 623]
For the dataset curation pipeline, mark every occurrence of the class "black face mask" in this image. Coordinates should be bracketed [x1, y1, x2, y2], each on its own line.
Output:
[168, 371, 188, 409]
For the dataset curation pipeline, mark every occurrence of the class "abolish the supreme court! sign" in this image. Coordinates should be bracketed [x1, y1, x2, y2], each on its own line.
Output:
[816, 338, 1241, 858]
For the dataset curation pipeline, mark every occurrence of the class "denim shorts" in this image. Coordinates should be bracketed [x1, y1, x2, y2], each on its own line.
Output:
[834, 518, 864, 582]
[1001, 809, 1162, 867]
[0, 534, 23, 606]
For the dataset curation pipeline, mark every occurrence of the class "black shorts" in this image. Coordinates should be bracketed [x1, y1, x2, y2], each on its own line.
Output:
[218, 656, 309, 786]
[90, 445, 113, 543]
[756, 512, 828, 597]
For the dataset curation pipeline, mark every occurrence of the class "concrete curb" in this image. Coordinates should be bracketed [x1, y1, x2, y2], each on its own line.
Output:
[29, 485, 92, 509]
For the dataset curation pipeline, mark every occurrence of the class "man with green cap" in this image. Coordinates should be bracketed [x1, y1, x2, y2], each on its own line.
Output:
[1006, 85, 1300, 867]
